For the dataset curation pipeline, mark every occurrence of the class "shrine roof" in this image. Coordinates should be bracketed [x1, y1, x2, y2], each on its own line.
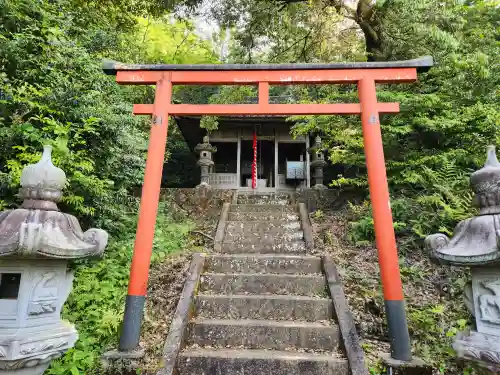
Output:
[174, 115, 290, 152]
[102, 56, 433, 75]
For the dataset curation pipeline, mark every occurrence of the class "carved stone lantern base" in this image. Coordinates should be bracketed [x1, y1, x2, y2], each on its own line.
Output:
[0, 259, 78, 375]
[454, 330, 500, 372]
[1, 364, 50, 375]
[451, 266, 500, 372]
[0, 322, 77, 375]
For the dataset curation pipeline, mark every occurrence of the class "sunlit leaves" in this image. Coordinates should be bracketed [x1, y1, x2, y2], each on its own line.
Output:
[0, 0, 217, 232]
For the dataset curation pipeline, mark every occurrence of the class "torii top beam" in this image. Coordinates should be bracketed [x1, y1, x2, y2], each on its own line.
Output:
[101, 56, 433, 117]
[102, 56, 433, 85]
[103, 56, 433, 74]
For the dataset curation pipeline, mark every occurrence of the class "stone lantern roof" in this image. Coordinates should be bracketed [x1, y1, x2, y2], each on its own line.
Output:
[194, 136, 217, 154]
[307, 136, 324, 153]
[0, 145, 108, 259]
[425, 146, 500, 266]
[195, 135, 217, 169]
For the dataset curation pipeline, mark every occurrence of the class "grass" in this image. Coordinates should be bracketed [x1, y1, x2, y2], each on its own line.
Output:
[46, 207, 194, 375]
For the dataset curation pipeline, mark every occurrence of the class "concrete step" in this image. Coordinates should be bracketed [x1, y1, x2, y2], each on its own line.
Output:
[224, 230, 304, 243]
[220, 241, 307, 254]
[239, 199, 290, 205]
[187, 318, 339, 351]
[228, 211, 300, 222]
[231, 204, 296, 213]
[205, 254, 322, 274]
[199, 273, 327, 296]
[177, 348, 349, 375]
[237, 193, 291, 205]
[226, 220, 301, 233]
[196, 294, 333, 321]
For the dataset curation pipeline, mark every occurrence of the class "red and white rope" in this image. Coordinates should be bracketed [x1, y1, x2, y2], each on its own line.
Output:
[252, 132, 257, 189]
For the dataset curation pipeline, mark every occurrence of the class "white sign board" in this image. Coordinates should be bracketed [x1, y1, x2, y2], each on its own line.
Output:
[286, 161, 305, 179]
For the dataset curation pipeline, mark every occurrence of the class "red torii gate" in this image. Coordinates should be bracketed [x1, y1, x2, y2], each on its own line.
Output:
[103, 56, 433, 362]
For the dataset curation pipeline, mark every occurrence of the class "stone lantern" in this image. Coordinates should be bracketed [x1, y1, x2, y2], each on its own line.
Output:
[308, 136, 327, 189]
[194, 135, 217, 186]
[425, 145, 500, 372]
[0, 145, 108, 375]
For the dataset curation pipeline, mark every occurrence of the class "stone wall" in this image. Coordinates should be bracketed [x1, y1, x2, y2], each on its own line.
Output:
[295, 188, 361, 212]
[158, 187, 360, 216]
[160, 187, 236, 217]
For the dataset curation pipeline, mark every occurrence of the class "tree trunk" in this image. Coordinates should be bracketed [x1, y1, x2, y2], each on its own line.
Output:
[355, 0, 385, 61]
[278, 0, 388, 61]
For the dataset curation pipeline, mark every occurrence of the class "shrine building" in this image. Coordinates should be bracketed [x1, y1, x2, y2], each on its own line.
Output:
[174, 115, 328, 191]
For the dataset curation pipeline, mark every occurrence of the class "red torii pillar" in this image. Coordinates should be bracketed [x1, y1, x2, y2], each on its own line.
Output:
[103, 56, 433, 361]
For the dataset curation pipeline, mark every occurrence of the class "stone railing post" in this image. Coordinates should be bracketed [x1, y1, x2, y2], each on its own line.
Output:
[0, 145, 108, 375]
[425, 145, 500, 373]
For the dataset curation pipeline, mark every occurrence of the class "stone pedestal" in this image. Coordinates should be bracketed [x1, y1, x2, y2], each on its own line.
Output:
[0, 260, 77, 375]
[0, 146, 107, 374]
[451, 266, 500, 372]
[381, 353, 431, 375]
[426, 146, 500, 372]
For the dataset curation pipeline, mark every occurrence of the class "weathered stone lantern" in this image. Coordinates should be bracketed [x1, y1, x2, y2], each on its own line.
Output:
[425, 145, 500, 372]
[308, 136, 327, 189]
[0, 145, 108, 375]
[194, 135, 217, 186]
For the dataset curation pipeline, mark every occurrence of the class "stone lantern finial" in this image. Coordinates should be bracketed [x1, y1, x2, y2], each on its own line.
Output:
[315, 135, 321, 147]
[19, 145, 66, 211]
[0, 146, 108, 375]
[470, 145, 500, 215]
[485, 145, 500, 166]
[426, 145, 500, 265]
[425, 145, 500, 372]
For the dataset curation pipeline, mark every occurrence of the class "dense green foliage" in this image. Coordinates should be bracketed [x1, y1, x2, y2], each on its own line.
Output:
[1, 0, 146, 232]
[0, 1, 214, 374]
[176, 0, 500, 242]
[0, 0, 216, 231]
[48, 210, 193, 375]
[289, 1, 500, 243]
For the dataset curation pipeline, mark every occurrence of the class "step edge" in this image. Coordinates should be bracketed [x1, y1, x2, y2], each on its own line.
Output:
[190, 318, 338, 328]
[196, 294, 332, 301]
[221, 240, 306, 244]
[178, 348, 348, 361]
[226, 220, 301, 223]
[231, 205, 295, 209]
[206, 254, 321, 260]
[201, 272, 325, 279]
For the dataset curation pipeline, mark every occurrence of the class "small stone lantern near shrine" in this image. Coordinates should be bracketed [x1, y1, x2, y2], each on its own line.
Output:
[195, 135, 217, 187]
[308, 136, 327, 189]
[425, 145, 500, 373]
[0, 145, 108, 375]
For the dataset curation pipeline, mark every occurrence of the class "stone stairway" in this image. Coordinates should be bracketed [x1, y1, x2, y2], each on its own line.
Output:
[173, 192, 354, 375]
